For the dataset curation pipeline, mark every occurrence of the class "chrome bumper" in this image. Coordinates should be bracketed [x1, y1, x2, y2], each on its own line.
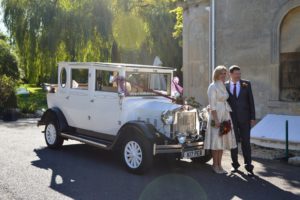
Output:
[153, 142, 204, 155]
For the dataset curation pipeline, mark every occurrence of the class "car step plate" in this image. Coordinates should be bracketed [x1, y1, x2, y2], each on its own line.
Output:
[182, 149, 205, 159]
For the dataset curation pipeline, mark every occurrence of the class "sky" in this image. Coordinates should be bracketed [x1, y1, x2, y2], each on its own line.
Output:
[0, 6, 7, 34]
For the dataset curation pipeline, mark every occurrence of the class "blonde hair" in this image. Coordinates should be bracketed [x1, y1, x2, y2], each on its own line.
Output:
[213, 65, 227, 82]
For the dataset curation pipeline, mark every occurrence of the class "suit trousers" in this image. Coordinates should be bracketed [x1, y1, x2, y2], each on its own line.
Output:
[231, 120, 254, 171]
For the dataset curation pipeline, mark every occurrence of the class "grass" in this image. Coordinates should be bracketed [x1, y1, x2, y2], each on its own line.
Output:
[17, 84, 47, 113]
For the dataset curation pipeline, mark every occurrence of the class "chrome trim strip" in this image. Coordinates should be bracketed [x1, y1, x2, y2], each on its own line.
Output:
[156, 142, 203, 149]
[156, 149, 182, 154]
[153, 143, 157, 155]
[155, 145, 203, 154]
[155, 142, 204, 154]
[61, 133, 108, 149]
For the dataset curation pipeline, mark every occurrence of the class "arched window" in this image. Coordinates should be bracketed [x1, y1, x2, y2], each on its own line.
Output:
[279, 6, 300, 101]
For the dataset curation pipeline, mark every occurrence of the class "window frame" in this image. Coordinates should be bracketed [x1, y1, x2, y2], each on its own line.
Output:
[70, 67, 90, 91]
[94, 68, 121, 94]
[59, 67, 67, 88]
[124, 71, 172, 97]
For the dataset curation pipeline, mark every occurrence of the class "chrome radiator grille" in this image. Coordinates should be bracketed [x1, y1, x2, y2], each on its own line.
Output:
[173, 112, 197, 134]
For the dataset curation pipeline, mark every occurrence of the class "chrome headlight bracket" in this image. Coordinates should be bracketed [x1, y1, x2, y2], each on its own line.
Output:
[161, 110, 174, 125]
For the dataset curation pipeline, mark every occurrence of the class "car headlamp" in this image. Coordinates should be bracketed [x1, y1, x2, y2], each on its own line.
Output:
[176, 133, 186, 144]
[161, 110, 174, 125]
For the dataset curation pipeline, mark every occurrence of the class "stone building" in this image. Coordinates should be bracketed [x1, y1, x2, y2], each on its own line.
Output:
[182, 0, 300, 119]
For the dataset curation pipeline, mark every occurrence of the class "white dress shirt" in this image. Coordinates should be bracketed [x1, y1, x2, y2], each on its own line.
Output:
[230, 81, 241, 98]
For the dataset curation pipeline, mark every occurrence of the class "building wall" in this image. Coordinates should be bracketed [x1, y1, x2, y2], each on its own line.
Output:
[183, 0, 300, 118]
[183, 0, 210, 108]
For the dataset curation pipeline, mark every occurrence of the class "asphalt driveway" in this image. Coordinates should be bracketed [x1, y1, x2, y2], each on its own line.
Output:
[0, 118, 299, 200]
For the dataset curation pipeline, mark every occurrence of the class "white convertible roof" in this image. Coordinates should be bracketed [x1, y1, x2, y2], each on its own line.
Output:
[59, 62, 175, 71]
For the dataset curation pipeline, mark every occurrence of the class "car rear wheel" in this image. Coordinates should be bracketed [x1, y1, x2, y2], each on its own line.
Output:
[45, 120, 64, 149]
[122, 133, 153, 174]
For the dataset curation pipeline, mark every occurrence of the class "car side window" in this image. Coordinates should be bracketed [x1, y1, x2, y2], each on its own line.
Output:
[71, 68, 89, 90]
[60, 67, 67, 88]
[95, 70, 118, 92]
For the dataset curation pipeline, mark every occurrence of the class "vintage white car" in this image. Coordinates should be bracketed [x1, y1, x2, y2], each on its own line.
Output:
[38, 62, 211, 174]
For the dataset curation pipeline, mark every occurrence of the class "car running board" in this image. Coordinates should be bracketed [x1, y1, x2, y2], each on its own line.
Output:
[60, 133, 111, 150]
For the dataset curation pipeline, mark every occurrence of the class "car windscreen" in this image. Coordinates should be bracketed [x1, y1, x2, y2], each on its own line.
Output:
[124, 71, 171, 96]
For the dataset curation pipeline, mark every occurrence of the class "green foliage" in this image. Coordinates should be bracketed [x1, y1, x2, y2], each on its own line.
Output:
[112, 13, 148, 50]
[2, 0, 113, 83]
[170, 6, 183, 46]
[0, 32, 8, 41]
[2, 0, 183, 84]
[0, 31, 20, 111]
[0, 37, 19, 79]
[17, 101, 38, 114]
[186, 96, 201, 108]
[141, 1, 182, 68]
[0, 75, 17, 109]
[17, 84, 47, 113]
[111, 0, 182, 68]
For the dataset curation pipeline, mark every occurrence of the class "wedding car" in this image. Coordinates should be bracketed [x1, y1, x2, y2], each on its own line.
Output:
[38, 62, 211, 174]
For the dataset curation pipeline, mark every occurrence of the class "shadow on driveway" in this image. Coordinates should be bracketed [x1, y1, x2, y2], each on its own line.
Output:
[31, 144, 300, 200]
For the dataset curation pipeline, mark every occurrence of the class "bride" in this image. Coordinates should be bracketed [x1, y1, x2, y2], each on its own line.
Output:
[204, 66, 237, 174]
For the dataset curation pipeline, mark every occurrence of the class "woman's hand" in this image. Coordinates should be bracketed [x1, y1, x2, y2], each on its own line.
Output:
[211, 110, 220, 128]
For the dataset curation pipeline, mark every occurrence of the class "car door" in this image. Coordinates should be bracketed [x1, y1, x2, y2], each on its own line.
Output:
[64, 67, 92, 130]
[89, 68, 122, 135]
[53, 65, 71, 121]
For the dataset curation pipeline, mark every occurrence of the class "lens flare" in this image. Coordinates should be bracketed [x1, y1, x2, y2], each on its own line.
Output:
[112, 13, 148, 50]
[139, 174, 207, 200]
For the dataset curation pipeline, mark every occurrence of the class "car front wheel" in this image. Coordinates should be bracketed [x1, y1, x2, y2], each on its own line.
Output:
[122, 134, 153, 174]
[45, 120, 64, 149]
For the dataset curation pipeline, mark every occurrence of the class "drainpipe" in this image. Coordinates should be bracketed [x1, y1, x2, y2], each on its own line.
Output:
[209, 0, 216, 83]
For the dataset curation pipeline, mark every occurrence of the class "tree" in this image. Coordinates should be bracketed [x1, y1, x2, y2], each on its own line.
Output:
[111, 0, 182, 68]
[0, 74, 16, 108]
[0, 32, 19, 110]
[170, 6, 183, 46]
[2, 0, 113, 83]
[0, 32, 19, 79]
[2, 0, 183, 83]
[142, 1, 182, 68]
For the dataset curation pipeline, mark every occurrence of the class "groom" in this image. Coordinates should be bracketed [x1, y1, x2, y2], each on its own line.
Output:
[226, 65, 256, 176]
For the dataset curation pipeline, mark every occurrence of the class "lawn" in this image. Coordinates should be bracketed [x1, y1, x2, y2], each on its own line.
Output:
[17, 84, 48, 113]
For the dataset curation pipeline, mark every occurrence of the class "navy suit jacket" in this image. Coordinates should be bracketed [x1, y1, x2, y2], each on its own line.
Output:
[225, 80, 256, 124]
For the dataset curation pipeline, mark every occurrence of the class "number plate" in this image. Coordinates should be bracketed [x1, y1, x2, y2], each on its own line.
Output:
[182, 149, 205, 159]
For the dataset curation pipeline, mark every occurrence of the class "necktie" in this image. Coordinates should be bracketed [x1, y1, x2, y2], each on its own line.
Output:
[233, 83, 237, 98]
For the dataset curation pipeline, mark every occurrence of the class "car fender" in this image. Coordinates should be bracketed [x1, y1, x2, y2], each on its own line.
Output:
[112, 121, 166, 149]
[38, 107, 69, 132]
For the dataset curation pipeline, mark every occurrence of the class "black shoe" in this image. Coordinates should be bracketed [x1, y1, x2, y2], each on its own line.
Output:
[230, 167, 239, 173]
[246, 170, 255, 177]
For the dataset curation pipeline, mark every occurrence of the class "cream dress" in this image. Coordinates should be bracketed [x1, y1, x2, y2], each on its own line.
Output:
[204, 81, 237, 150]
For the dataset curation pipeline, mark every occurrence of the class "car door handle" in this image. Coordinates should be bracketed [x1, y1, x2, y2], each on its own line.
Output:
[65, 96, 70, 100]
[90, 99, 94, 103]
